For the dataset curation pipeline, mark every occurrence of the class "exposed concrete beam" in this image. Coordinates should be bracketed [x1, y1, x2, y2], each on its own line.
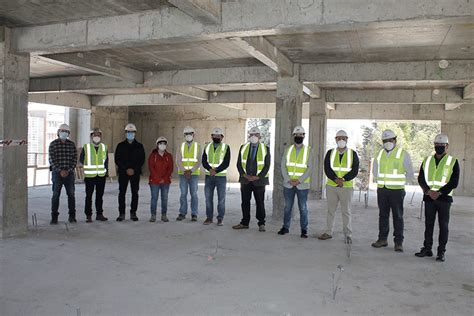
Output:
[40, 53, 144, 84]
[464, 83, 474, 99]
[29, 92, 91, 110]
[12, 0, 474, 54]
[302, 83, 321, 99]
[161, 86, 208, 100]
[445, 103, 463, 111]
[168, 0, 221, 24]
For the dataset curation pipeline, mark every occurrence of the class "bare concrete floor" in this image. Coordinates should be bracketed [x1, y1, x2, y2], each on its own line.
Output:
[1, 180, 473, 315]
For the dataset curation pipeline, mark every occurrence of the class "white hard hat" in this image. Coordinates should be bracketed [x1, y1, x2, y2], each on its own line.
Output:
[90, 127, 103, 135]
[248, 127, 261, 135]
[381, 129, 397, 140]
[211, 127, 224, 136]
[156, 136, 168, 144]
[335, 130, 348, 137]
[183, 126, 195, 134]
[292, 126, 305, 134]
[434, 134, 449, 144]
[58, 123, 70, 132]
[124, 123, 137, 132]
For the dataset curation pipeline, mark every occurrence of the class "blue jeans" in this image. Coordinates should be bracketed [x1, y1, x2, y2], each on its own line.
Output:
[150, 184, 170, 216]
[51, 170, 76, 216]
[204, 175, 227, 220]
[179, 175, 199, 216]
[283, 186, 309, 231]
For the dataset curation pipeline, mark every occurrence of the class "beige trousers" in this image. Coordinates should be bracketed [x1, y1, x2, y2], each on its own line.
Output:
[325, 185, 353, 237]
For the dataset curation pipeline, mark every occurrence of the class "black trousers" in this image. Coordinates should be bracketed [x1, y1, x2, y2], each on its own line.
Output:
[84, 176, 106, 216]
[240, 182, 266, 226]
[424, 199, 451, 253]
[377, 187, 406, 244]
[118, 173, 140, 215]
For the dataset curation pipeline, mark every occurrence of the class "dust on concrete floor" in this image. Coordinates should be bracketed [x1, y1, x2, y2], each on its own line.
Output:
[1, 180, 473, 315]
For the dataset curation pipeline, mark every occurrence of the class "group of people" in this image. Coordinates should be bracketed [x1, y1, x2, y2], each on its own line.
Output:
[48, 123, 459, 262]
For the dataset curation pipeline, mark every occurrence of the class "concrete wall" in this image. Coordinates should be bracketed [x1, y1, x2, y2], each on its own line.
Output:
[90, 106, 129, 154]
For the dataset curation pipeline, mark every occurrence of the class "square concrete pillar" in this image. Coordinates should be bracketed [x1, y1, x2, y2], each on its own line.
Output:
[272, 66, 303, 220]
[309, 91, 327, 200]
[0, 27, 30, 238]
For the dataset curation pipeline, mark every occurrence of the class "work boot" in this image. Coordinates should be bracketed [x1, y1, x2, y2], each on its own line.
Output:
[345, 236, 352, 244]
[130, 213, 139, 221]
[217, 219, 223, 226]
[116, 213, 125, 221]
[394, 243, 404, 252]
[203, 218, 213, 225]
[371, 239, 388, 248]
[436, 251, 445, 262]
[258, 225, 266, 232]
[301, 230, 308, 238]
[68, 215, 77, 223]
[191, 215, 198, 222]
[86, 216, 93, 223]
[96, 213, 108, 221]
[318, 233, 332, 240]
[415, 247, 433, 257]
[50, 213, 59, 225]
[161, 214, 169, 222]
[176, 214, 186, 221]
[277, 227, 289, 235]
[149, 215, 156, 222]
[232, 223, 249, 229]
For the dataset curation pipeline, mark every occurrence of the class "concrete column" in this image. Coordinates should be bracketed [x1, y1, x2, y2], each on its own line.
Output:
[309, 91, 327, 200]
[272, 65, 303, 220]
[0, 27, 30, 238]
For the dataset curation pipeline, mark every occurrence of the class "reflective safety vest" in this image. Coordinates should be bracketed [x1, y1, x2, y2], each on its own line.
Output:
[422, 154, 457, 196]
[83, 143, 107, 178]
[327, 148, 354, 188]
[240, 142, 268, 177]
[205, 142, 228, 176]
[285, 145, 311, 183]
[179, 142, 201, 175]
[376, 147, 407, 189]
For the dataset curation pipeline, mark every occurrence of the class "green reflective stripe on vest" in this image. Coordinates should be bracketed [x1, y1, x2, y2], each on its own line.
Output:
[205, 142, 228, 176]
[285, 145, 311, 183]
[376, 147, 406, 189]
[240, 143, 268, 177]
[422, 154, 456, 196]
[327, 148, 354, 188]
[83, 143, 107, 177]
[179, 142, 200, 175]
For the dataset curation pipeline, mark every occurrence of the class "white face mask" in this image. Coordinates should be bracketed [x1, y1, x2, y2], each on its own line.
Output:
[383, 142, 395, 151]
[185, 135, 194, 142]
[158, 144, 166, 151]
[249, 136, 259, 144]
[337, 140, 346, 149]
[92, 136, 101, 144]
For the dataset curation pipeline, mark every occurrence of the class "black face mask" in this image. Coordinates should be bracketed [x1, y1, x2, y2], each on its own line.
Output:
[294, 136, 304, 144]
[435, 145, 446, 155]
[212, 138, 222, 144]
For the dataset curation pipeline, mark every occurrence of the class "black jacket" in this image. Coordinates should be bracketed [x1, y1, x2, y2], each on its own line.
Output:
[236, 143, 271, 186]
[114, 140, 146, 175]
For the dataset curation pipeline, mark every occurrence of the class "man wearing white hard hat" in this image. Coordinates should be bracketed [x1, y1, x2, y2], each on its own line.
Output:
[278, 126, 313, 238]
[318, 130, 359, 244]
[79, 127, 109, 222]
[202, 127, 231, 226]
[48, 123, 78, 224]
[415, 134, 459, 262]
[148, 136, 173, 223]
[233, 126, 271, 232]
[114, 123, 146, 222]
[176, 126, 202, 222]
[371, 129, 414, 252]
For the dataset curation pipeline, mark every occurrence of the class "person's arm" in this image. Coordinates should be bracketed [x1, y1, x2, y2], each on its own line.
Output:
[324, 149, 337, 181]
[236, 145, 245, 176]
[176, 145, 185, 172]
[343, 150, 359, 181]
[167, 153, 174, 178]
[258, 145, 271, 178]
[418, 164, 430, 193]
[201, 145, 212, 171]
[298, 148, 313, 183]
[69, 143, 77, 172]
[439, 160, 460, 195]
[281, 149, 290, 183]
[372, 157, 378, 182]
[190, 143, 202, 172]
[48, 141, 60, 172]
[404, 152, 414, 185]
[135, 143, 146, 173]
[148, 152, 155, 177]
[104, 151, 109, 172]
[114, 143, 127, 171]
[215, 146, 231, 173]
[79, 147, 85, 165]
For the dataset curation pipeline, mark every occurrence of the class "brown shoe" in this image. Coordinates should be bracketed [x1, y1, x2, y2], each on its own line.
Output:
[318, 233, 332, 240]
[203, 218, 213, 225]
[258, 225, 266, 232]
[86, 216, 93, 223]
[371, 239, 388, 248]
[394, 244, 404, 252]
[232, 223, 249, 230]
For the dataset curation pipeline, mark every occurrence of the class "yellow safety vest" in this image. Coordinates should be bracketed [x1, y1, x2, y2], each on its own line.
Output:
[240, 143, 268, 177]
[422, 154, 457, 196]
[327, 148, 354, 188]
[285, 145, 311, 183]
[376, 147, 407, 189]
[178, 142, 201, 175]
[83, 143, 107, 178]
[205, 142, 228, 176]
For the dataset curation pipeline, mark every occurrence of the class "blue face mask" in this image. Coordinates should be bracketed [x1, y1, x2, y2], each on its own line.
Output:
[59, 132, 69, 140]
[126, 132, 135, 141]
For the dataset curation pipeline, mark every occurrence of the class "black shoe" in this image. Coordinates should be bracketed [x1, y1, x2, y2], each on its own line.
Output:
[86, 216, 93, 223]
[96, 213, 108, 221]
[436, 252, 445, 262]
[415, 247, 433, 257]
[68, 216, 77, 223]
[278, 227, 289, 235]
[176, 214, 185, 221]
[130, 213, 138, 221]
[116, 214, 125, 222]
[301, 230, 308, 238]
[191, 215, 198, 222]
[50, 215, 58, 225]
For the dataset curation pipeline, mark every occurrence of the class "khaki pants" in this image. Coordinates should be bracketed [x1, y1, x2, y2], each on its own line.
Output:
[325, 185, 353, 237]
